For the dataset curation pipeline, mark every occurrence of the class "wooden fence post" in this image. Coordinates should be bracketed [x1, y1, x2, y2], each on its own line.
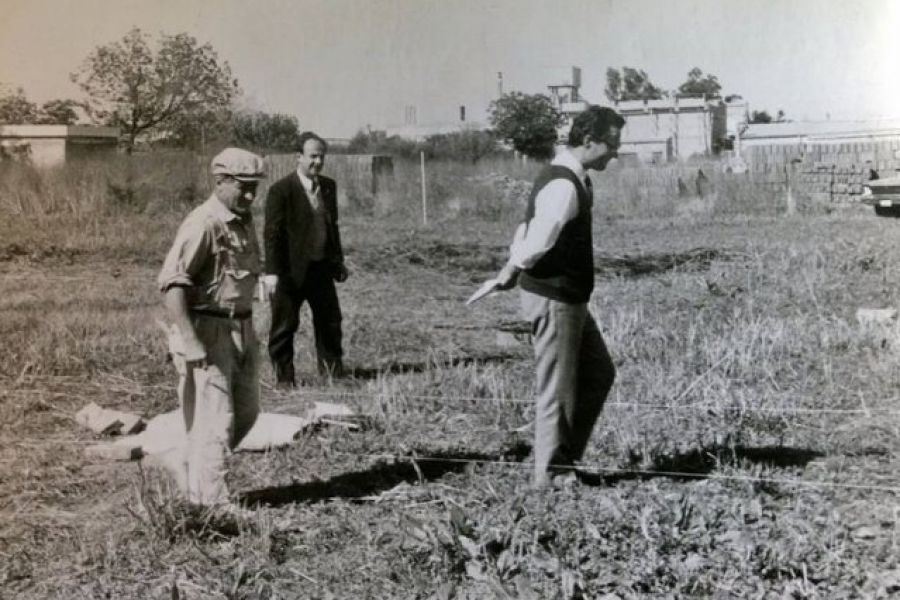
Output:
[420, 151, 428, 226]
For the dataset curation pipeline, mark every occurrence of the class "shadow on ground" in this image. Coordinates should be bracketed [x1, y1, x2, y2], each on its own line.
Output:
[578, 444, 824, 487]
[240, 440, 532, 507]
[344, 352, 522, 380]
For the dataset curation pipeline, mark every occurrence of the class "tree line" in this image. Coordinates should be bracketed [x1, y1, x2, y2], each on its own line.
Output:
[0, 28, 785, 161]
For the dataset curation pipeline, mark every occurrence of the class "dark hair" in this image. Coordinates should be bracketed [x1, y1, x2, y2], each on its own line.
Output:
[298, 131, 327, 154]
[567, 106, 625, 147]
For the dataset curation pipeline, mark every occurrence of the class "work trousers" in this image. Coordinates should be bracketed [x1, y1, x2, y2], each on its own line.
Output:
[520, 290, 616, 484]
[268, 261, 343, 382]
[168, 315, 260, 505]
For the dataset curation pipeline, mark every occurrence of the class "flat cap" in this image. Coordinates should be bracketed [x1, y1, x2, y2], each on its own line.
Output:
[211, 147, 266, 181]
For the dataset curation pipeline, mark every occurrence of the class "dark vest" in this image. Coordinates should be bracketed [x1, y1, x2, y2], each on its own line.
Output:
[518, 164, 594, 303]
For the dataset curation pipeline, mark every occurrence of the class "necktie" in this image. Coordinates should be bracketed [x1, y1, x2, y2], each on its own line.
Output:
[584, 176, 593, 197]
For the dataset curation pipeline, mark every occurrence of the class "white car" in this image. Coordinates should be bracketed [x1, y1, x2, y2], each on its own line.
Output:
[862, 176, 900, 217]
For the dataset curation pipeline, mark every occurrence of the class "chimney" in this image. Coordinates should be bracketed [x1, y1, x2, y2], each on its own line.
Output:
[460, 105, 466, 122]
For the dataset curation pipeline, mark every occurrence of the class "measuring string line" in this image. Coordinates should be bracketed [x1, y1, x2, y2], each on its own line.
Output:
[3, 385, 896, 416]
[4, 438, 898, 494]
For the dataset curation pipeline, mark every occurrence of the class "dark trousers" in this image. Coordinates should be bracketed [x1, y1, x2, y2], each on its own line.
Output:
[269, 261, 343, 382]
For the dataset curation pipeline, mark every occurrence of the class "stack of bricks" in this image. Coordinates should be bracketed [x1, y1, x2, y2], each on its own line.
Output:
[744, 139, 900, 203]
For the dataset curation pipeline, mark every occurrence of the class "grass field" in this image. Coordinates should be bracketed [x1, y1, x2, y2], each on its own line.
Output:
[2, 155, 900, 598]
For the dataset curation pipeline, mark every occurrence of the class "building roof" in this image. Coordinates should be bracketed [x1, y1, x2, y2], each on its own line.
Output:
[0, 125, 119, 139]
[616, 97, 720, 114]
[743, 118, 900, 140]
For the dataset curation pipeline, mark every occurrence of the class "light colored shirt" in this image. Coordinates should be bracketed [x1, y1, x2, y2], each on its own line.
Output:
[158, 194, 261, 314]
[296, 169, 328, 261]
[509, 149, 587, 270]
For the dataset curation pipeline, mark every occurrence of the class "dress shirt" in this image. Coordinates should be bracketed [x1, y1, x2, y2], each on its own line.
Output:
[509, 149, 588, 270]
[158, 194, 260, 314]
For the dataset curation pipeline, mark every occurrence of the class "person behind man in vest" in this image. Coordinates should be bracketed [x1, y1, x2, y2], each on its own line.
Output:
[494, 106, 625, 489]
[157, 147, 265, 506]
[263, 131, 348, 387]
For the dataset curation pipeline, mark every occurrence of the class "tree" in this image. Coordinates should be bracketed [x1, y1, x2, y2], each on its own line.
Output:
[677, 67, 722, 97]
[230, 110, 303, 152]
[605, 67, 666, 102]
[749, 110, 772, 124]
[37, 99, 81, 125]
[0, 88, 38, 124]
[71, 28, 239, 152]
[488, 92, 564, 159]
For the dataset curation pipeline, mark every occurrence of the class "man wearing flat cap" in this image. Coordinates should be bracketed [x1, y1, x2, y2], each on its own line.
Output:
[157, 147, 265, 506]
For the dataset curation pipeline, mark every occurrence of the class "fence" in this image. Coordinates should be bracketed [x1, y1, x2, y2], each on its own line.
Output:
[264, 153, 394, 208]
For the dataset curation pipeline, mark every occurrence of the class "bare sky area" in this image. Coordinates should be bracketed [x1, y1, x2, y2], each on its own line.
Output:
[1, 0, 897, 137]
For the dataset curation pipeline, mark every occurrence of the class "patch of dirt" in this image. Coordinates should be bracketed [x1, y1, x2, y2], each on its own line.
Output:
[354, 241, 743, 280]
[595, 247, 745, 278]
[352, 240, 507, 274]
[0, 243, 86, 264]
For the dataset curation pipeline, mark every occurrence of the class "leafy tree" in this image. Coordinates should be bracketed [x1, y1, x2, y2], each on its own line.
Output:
[71, 28, 239, 152]
[488, 92, 563, 159]
[0, 88, 38, 124]
[749, 110, 772, 124]
[677, 67, 722, 97]
[37, 99, 81, 125]
[230, 110, 303, 152]
[605, 67, 667, 102]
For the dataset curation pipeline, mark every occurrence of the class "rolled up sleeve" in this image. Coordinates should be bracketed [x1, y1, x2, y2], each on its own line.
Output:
[157, 218, 213, 292]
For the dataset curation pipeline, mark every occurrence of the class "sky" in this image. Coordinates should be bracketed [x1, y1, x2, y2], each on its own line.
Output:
[1, 0, 898, 138]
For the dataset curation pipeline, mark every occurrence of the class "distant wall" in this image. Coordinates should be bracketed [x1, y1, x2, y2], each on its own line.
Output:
[29, 139, 66, 168]
[744, 138, 900, 202]
[0, 126, 119, 168]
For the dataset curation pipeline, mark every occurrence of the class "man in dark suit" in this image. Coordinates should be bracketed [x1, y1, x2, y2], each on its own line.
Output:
[263, 131, 348, 386]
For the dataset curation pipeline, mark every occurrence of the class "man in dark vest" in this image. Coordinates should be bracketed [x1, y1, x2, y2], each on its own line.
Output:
[263, 131, 348, 386]
[494, 105, 625, 488]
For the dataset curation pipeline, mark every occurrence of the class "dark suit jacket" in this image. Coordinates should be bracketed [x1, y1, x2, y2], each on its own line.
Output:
[264, 171, 344, 286]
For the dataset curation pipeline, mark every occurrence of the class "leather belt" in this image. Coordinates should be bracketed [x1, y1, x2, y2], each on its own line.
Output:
[191, 308, 252, 320]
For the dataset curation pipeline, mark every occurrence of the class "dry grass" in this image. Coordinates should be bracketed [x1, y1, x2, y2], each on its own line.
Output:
[2, 155, 900, 598]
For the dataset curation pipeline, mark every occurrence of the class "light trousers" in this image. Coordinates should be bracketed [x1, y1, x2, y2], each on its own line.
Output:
[169, 315, 259, 505]
[520, 290, 616, 484]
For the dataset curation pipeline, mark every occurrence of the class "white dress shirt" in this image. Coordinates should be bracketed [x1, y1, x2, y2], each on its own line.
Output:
[509, 149, 587, 270]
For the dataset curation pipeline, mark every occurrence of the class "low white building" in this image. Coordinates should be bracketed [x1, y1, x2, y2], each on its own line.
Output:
[383, 121, 487, 142]
[0, 125, 119, 167]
